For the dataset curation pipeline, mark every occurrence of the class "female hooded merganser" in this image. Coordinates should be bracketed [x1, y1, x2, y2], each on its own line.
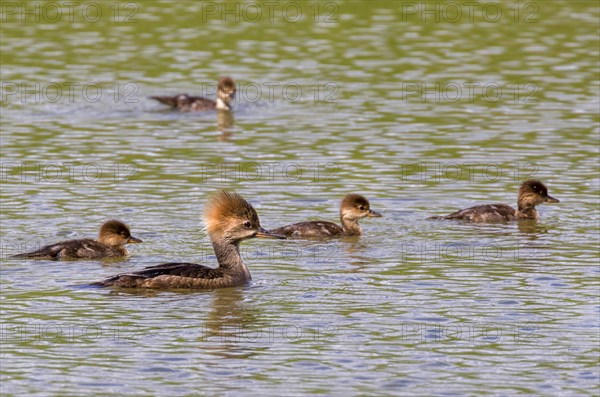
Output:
[151, 76, 236, 111]
[12, 220, 142, 260]
[429, 179, 559, 222]
[269, 194, 382, 238]
[93, 191, 285, 289]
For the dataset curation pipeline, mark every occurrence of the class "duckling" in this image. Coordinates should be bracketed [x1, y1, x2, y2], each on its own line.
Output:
[12, 220, 142, 260]
[92, 191, 285, 289]
[151, 76, 236, 111]
[269, 194, 382, 238]
[429, 179, 559, 222]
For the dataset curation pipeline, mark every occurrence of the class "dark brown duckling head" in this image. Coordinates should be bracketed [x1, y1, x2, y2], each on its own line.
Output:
[518, 179, 559, 210]
[216, 76, 236, 109]
[98, 220, 143, 247]
[340, 193, 382, 221]
[204, 191, 285, 244]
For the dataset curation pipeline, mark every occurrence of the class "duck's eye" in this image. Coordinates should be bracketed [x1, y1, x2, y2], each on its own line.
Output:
[243, 221, 252, 229]
[121, 231, 127, 237]
[358, 206, 366, 211]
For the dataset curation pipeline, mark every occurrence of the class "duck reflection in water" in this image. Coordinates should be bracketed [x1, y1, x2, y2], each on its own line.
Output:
[217, 109, 235, 141]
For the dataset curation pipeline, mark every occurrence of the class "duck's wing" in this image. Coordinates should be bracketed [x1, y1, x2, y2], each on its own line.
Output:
[150, 94, 215, 111]
[92, 262, 225, 288]
[270, 221, 343, 238]
[430, 204, 516, 223]
[12, 239, 107, 260]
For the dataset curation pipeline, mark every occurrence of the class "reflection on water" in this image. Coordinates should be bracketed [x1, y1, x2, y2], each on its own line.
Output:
[199, 288, 264, 359]
[216, 110, 236, 141]
[1, 1, 599, 396]
[517, 219, 551, 236]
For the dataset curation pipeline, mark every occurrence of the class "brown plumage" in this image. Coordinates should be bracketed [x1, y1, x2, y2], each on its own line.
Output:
[12, 220, 142, 260]
[429, 180, 560, 222]
[93, 191, 285, 289]
[151, 76, 236, 111]
[269, 193, 382, 238]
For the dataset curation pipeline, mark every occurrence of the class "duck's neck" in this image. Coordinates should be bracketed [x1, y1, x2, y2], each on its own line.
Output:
[99, 235, 123, 248]
[215, 98, 230, 110]
[340, 216, 362, 236]
[517, 195, 539, 219]
[212, 239, 250, 278]
[97, 237, 128, 256]
[216, 92, 232, 110]
[114, 246, 129, 256]
[516, 205, 538, 220]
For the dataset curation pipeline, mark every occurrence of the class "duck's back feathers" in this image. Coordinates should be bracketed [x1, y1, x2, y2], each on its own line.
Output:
[12, 239, 127, 260]
[269, 221, 344, 238]
[92, 262, 230, 289]
[430, 204, 517, 223]
[151, 94, 216, 111]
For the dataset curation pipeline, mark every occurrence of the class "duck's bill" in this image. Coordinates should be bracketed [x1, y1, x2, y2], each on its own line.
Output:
[255, 228, 286, 240]
[545, 195, 560, 203]
[368, 209, 383, 217]
[128, 236, 143, 243]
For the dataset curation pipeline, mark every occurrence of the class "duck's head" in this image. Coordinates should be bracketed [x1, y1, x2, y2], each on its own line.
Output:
[204, 190, 285, 244]
[216, 76, 236, 109]
[339, 193, 382, 221]
[99, 220, 143, 246]
[518, 179, 559, 209]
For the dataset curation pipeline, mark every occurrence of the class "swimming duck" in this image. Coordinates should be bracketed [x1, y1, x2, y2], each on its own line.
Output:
[12, 220, 142, 260]
[151, 76, 236, 111]
[93, 191, 285, 289]
[269, 194, 382, 238]
[429, 179, 559, 222]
